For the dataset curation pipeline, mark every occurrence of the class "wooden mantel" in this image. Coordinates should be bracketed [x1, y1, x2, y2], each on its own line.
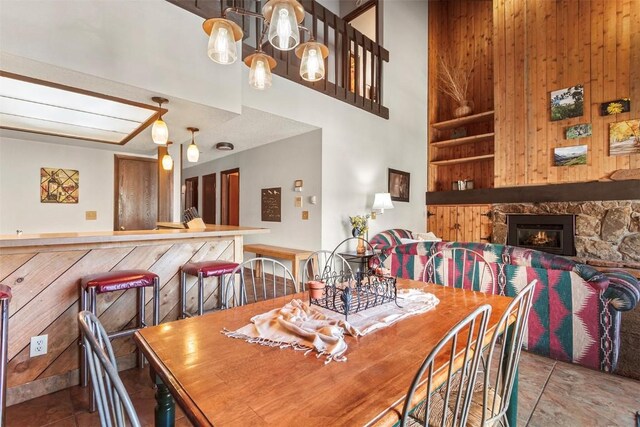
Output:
[425, 180, 640, 205]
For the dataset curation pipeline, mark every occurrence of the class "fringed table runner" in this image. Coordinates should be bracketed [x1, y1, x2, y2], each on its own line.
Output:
[223, 288, 440, 363]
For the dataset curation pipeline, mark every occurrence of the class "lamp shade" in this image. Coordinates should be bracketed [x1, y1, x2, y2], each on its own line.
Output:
[267, 1, 300, 51]
[296, 41, 329, 82]
[187, 142, 199, 162]
[372, 193, 394, 213]
[161, 153, 173, 171]
[207, 19, 239, 64]
[247, 53, 274, 90]
[151, 118, 168, 145]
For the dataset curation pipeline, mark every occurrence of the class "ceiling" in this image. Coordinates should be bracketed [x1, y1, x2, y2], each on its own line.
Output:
[0, 53, 318, 165]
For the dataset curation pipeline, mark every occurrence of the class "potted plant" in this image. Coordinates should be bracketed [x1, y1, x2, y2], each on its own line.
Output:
[307, 280, 326, 299]
[349, 214, 370, 254]
[438, 53, 475, 118]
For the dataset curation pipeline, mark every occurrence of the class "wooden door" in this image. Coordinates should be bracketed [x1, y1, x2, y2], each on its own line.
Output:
[185, 177, 198, 214]
[221, 168, 240, 226]
[114, 155, 157, 231]
[202, 173, 216, 224]
[427, 204, 492, 243]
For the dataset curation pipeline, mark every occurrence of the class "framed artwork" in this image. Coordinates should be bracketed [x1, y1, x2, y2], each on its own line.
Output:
[565, 123, 592, 139]
[40, 167, 79, 203]
[388, 168, 410, 202]
[261, 187, 282, 222]
[609, 119, 640, 156]
[550, 84, 584, 121]
[553, 145, 587, 167]
[600, 98, 631, 116]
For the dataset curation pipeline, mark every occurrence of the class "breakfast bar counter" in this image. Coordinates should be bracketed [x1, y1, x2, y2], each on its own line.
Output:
[0, 225, 268, 405]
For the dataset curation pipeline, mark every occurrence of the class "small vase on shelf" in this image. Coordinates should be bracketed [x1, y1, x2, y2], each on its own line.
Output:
[453, 100, 472, 118]
[356, 237, 366, 255]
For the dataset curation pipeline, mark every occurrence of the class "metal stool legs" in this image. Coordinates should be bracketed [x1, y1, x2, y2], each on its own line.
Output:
[180, 271, 227, 318]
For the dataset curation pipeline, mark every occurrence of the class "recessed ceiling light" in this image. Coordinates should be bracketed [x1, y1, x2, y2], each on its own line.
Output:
[216, 142, 234, 151]
[0, 71, 165, 145]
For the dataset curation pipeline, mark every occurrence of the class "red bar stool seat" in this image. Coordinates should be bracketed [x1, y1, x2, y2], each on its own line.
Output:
[180, 260, 238, 317]
[79, 269, 160, 409]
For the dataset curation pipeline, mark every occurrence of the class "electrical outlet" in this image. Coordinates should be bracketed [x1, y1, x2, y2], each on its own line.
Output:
[302, 211, 309, 220]
[85, 211, 97, 220]
[30, 334, 48, 357]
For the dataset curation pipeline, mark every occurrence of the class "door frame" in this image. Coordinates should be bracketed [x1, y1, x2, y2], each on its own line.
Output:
[184, 176, 199, 214]
[113, 154, 157, 231]
[220, 168, 240, 226]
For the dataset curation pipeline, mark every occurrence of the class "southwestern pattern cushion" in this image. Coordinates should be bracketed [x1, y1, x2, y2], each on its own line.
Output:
[373, 235, 640, 373]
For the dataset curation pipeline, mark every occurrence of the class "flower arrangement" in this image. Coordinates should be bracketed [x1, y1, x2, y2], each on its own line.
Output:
[437, 53, 475, 105]
[349, 214, 370, 237]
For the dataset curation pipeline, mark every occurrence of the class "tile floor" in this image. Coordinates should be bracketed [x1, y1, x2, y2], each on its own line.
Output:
[6, 351, 640, 426]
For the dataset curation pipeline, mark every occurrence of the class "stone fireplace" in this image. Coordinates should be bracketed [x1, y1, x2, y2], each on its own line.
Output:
[492, 200, 640, 264]
[507, 214, 576, 256]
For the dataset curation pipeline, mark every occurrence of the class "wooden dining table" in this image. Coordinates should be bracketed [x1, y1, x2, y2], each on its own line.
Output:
[134, 278, 517, 427]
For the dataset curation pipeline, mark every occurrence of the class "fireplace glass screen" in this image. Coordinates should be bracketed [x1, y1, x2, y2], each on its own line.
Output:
[516, 225, 563, 251]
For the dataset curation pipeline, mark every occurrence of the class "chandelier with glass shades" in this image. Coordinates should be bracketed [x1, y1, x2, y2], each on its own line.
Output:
[203, 0, 329, 90]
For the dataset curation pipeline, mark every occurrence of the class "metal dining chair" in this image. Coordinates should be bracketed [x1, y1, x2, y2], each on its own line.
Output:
[225, 257, 297, 307]
[401, 304, 492, 427]
[78, 311, 141, 427]
[422, 248, 496, 294]
[471, 279, 537, 427]
[0, 285, 11, 426]
[301, 250, 353, 290]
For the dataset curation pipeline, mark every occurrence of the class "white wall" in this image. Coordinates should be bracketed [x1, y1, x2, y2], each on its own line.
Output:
[183, 130, 322, 251]
[0, 138, 119, 233]
[242, 1, 428, 249]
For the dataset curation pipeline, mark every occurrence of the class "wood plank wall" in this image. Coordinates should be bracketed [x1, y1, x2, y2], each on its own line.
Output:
[494, 0, 640, 187]
[428, 0, 495, 192]
[2, 237, 238, 404]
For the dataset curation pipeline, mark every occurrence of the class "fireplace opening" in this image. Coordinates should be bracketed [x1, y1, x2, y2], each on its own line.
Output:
[507, 214, 575, 256]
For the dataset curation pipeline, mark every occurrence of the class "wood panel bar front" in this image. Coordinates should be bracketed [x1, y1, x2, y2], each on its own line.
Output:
[0, 225, 268, 405]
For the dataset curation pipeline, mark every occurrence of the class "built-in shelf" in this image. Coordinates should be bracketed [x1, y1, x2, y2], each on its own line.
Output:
[431, 132, 495, 148]
[430, 154, 495, 166]
[431, 110, 495, 131]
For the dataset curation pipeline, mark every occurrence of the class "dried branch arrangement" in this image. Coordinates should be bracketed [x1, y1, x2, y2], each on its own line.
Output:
[437, 54, 475, 104]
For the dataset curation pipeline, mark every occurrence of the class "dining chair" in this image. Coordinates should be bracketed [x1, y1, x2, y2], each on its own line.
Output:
[422, 248, 496, 294]
[78, 311, 141, 427]
[471, 279, 537, 427]
[225, 257, 297, 307]
[301, 250, 353, 290]
[401, 304, 492, 427]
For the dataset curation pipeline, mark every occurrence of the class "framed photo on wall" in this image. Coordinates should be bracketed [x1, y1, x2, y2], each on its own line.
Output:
[388, 168, 410, 202]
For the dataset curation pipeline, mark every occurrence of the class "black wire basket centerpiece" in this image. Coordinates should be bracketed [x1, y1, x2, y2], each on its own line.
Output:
[309, 237, 400, 320]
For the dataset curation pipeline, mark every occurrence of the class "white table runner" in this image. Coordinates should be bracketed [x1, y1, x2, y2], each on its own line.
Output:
[223, 288, 440, 363]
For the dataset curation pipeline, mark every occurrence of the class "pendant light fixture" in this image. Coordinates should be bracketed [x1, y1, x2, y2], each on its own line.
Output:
[162, 141, 173, 171]
[295, 39, 329, 82]
[186, 127, 200, 163]
[151, 97, 169, 145]
[244, 50, 277, 90]
[262, 0, 305, 51]
[203, 18, 243, 64]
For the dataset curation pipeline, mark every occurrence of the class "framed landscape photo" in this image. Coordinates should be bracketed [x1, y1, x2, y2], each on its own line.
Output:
[554, 145, 587, 167]
[609, 119, 640, 156]
[388, 168, 410, 202]
[565, 123, 592, 139]
[550, 84, 584, 121]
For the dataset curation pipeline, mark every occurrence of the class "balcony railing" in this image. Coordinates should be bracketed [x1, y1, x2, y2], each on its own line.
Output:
[166, 0, 389, 119]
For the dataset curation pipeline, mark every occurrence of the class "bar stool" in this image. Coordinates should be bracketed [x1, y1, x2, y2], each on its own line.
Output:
[0, 284, 11, 426]
[79, 270, 160, 393]
[180, 260, 238, 317]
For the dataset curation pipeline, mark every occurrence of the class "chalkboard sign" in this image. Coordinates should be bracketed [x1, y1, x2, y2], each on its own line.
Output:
[261, 187, 281, 222]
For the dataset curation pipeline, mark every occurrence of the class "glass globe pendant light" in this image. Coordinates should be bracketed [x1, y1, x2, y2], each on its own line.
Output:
[244, 51, 277, 90]
[186, 127, 200, 163]
[162, 141, 173, 171]
[295, 40, 329, 82]
[203, 18, 243, 64]
[151, 97, 169, 145]
[263, 0, 305, 51]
